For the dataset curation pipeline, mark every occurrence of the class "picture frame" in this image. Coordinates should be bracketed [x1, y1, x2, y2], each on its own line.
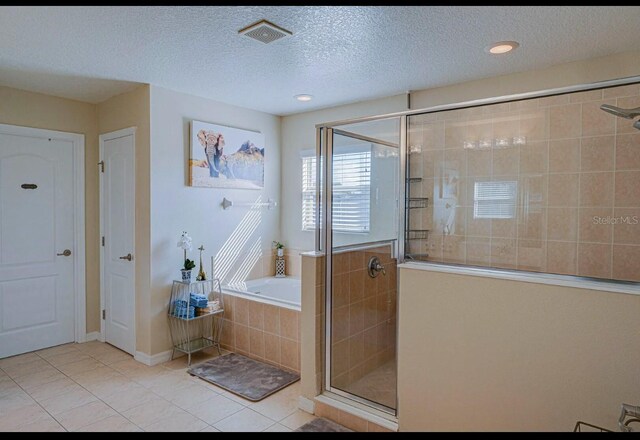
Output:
[189, 120, 265, 189]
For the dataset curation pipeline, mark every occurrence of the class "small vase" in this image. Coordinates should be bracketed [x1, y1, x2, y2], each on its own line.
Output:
[181, 269, 192, 282]
[277, 248, 284, 257]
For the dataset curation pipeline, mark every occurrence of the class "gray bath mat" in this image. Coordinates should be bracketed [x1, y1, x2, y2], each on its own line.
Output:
[187, 353, 299, 402]
[295, 417, 353, 432]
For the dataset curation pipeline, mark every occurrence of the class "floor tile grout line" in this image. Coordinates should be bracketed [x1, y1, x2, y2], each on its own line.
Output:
[68, 346, 159, 431]
[71, 373, 153, 431]
[36, 352, 116, 432]
[64, 359, 173, 432]
[213, 406, 281, 431]
[67, 374, 149, 432]
[3, 368, 69, 432]
[184, 393, 246, 426]
[29, 345, 145, 432]
[261, 421, 278, 432]
[101, 362, 220, 432]
[6, 345, 154, 431]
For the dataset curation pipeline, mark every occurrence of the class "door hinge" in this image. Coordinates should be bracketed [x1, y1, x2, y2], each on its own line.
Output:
[102, 309, 106, 320]
[101, 236, 105, 247]
[98, 160, 104, 173]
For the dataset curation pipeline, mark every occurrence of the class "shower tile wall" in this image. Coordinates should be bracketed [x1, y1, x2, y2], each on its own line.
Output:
[330, 247, 397, 393]
[407, 82, 640, 282]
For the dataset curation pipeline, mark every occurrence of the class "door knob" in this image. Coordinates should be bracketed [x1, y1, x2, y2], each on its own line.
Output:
[57, 249, 72, 257]
[119, 253, 133, 261]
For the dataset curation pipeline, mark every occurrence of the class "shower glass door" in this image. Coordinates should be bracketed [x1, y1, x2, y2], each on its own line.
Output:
[323, 117, 403, 415]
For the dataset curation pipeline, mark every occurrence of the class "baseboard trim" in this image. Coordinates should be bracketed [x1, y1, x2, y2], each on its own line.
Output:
[134, 350, 172, 366]
[298, 396, 315, 414]
[84, 332, 102, 342]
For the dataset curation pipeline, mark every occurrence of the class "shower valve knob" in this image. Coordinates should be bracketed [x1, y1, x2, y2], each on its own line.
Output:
[367, 256, 386, 278]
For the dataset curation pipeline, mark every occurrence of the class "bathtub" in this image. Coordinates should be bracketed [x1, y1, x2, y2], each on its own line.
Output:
[223, 277, 301, 311]
[220, 276, 302, 372]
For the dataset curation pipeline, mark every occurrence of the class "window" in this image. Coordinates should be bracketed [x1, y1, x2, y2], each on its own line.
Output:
[473, 181, 517, 219]
[301, 155, 318, 231]
[302, 150, 371, 233]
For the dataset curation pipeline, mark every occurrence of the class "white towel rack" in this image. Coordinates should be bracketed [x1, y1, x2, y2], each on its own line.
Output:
[221, 197, 277, 210]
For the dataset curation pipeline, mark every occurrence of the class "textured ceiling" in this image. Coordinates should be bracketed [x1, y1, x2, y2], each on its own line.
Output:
[1, 6, 639, 115]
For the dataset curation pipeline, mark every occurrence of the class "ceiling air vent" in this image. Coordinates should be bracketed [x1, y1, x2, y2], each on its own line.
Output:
[238, 19, 292, 44]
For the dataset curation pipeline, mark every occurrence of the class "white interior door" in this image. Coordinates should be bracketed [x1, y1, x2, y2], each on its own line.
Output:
[101, 128, 135, 355]
[0, 130, 75, 358]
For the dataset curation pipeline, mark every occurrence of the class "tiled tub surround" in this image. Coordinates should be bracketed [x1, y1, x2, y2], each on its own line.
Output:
[219, 294, 301, 374]
[330, 246, 397, 410]
[407, 82, 640, 282]
[215, 247, 303, 373]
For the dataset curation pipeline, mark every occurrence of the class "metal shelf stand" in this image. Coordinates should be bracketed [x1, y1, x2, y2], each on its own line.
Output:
[167, 279, 224, 365]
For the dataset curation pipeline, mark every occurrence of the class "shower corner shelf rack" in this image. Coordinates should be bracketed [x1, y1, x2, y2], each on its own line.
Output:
[167, 278, 225, 366]
[407, 197, 429, 209]
[406, 229, 430, 240]
[405, 175, 430, 259]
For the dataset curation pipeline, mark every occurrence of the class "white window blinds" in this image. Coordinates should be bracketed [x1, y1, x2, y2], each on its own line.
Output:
[301, 155, 318, 232]
[302, 151, 371, 233]
[473, 181, 518, 219]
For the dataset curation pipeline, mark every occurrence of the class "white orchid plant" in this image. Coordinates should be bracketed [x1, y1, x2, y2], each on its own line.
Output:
[177, 231, 195, 270]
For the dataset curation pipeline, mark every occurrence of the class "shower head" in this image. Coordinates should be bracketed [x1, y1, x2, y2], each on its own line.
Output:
[600, 104, 640, 120]
[635, 120, 640, 131]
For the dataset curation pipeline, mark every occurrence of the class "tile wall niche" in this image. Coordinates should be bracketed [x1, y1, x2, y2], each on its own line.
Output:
[406, 82, 640, 282]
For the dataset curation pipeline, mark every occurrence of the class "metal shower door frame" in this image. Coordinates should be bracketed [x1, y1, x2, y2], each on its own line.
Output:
[319, 119, 406, 418]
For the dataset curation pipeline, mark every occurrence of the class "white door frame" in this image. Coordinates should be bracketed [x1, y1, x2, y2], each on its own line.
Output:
[0, 123, 86, 343]
[99, 127, 136, 347]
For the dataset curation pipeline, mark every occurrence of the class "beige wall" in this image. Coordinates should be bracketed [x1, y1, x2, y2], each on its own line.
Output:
[0, 86, 100, 333]
[97, 85, 151, 354]
[398, 267, 640, 431]
[410, 50, 640, 109]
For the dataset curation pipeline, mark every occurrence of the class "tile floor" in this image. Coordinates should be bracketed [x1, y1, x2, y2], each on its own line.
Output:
[0, 342, 316, 432]
[344, 360, 396, 410]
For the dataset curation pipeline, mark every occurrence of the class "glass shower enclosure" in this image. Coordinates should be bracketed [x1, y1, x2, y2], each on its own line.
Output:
[317, 116, 404, 416]
[315, 75, 640, 422]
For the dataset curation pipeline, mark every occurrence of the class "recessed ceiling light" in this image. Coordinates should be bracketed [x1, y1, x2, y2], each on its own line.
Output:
[295, 94, 313, 102]
[486, 41, 519, 55]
